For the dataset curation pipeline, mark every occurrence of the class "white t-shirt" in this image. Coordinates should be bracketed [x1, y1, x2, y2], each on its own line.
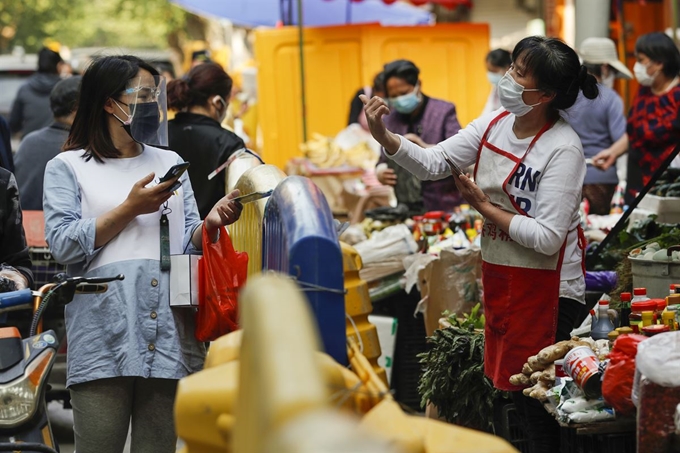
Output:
[388, 109, 586, 302]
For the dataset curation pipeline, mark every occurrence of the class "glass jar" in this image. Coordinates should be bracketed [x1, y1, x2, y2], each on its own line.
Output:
[422, 211, 445, 236]
[630, 300, 657, 333]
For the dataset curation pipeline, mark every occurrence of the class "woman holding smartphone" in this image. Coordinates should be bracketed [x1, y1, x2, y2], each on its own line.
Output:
[361, 36, 598, 452]
[42, 55, 242, 453]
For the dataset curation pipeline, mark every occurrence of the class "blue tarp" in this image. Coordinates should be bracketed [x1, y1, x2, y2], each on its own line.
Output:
[171, 0, 432, 27]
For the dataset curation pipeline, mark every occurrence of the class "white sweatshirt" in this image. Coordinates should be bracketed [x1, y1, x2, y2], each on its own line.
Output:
[388, 109, 586, 302]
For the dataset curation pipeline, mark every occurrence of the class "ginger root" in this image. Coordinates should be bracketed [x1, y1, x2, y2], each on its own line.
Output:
[537, 340, 571, 364]
[527, 355, 546, 372]
[509, 373, 531, 387]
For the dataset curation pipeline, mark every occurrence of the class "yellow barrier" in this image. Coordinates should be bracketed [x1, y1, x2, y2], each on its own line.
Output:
[341, 242, 387, 385]
[227, 165, 286, 276]
[255, 23, 490, 170]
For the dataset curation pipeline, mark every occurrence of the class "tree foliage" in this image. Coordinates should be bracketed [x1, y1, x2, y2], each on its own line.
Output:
[0, 0, 199, 54]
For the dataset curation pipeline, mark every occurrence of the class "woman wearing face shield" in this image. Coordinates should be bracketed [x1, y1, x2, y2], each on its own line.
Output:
[375, 59, 463, 215]
[362, 36, 598, 452]
[42, 55, 242, 453]
[167, 63, 246, 219]
[625, 31, 680, 205]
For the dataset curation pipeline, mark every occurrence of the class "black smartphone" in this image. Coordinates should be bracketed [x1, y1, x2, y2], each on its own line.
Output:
[441, 152, 464, 177]
[159, 162, 190, 192]
[159, 162, 191, 183]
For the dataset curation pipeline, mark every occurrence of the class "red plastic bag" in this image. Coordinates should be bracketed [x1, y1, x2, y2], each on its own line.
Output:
[195, 224, 248, 342]
[601, 333, 647, 416]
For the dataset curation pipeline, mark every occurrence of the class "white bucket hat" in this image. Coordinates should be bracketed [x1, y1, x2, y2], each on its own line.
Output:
[579, 37, 633, 79]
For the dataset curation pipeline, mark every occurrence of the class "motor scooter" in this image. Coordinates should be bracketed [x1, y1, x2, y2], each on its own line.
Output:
[0, 273, 124, 453]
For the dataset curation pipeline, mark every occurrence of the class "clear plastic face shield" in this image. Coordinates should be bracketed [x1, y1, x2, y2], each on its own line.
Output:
[115, 74, 168, 147]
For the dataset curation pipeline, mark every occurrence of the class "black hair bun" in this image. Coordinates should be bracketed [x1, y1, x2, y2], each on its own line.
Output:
[579, 65, 599, 100]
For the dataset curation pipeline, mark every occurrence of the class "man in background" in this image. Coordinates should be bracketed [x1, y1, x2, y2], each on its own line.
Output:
[14, 76, 81, 210]
[9, 47, 65, 139]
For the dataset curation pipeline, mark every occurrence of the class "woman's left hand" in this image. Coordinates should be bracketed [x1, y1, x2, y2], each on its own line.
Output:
[204, 189, 243, 233]
[453, 173, 491, 211]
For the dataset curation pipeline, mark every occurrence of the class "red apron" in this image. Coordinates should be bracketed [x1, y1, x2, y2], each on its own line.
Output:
[474, 111, 567, 392]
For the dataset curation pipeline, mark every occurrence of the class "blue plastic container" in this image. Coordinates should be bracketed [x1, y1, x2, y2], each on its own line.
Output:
[262, 176, 347, 365]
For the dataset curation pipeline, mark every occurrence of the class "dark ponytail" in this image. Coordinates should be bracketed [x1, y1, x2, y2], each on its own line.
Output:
[167, 78, 192, 111]
[167, 63, 233, 112]
[578, 65, 599, 100]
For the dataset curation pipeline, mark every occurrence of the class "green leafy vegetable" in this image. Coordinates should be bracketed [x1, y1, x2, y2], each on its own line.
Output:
[417, 326, 507, 432]
[444, 303, 486, 331]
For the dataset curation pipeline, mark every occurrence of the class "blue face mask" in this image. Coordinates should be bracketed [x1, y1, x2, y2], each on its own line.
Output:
[487, 71, 503, 86]
[389, 86, 421, 114]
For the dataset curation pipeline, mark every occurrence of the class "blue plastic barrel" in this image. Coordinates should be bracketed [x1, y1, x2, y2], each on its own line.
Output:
[262, 176, 347, 365]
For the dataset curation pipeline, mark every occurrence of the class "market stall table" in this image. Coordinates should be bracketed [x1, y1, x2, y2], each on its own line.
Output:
[542, 402, 636, 453]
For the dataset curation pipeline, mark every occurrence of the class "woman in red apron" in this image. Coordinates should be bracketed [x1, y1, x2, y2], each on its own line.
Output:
[361, 36, 599, 452]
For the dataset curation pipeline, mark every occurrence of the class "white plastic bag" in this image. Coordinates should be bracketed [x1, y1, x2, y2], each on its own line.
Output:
[353, 224, 418, 266]
[636, 332, 680, 387]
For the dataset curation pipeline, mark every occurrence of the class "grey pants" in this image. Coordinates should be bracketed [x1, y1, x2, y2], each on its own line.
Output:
[69, 377, 178, 453]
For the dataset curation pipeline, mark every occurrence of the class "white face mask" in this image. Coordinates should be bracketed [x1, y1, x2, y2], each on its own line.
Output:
[601, 71, 615, 89]
[634, 61, 657, 86]
[497, 72, 542, 117]
[487, 71, 502, 86]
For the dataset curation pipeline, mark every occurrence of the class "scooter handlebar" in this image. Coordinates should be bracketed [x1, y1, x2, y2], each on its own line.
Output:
[0, 288, 33, 311]
[77, 274, 125, 284]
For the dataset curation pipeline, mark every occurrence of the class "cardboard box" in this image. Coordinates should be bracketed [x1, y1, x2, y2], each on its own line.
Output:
[170, 254, 201, 307]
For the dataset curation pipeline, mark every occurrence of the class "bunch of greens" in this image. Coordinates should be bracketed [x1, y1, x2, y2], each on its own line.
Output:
[417, 325, 506, 432]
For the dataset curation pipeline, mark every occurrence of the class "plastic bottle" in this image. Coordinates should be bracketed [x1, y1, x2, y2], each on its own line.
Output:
[630, 287, 652, 333]
[631, 287, 650, 304]
[662, 311, 677, 331]
[619, 292, 632, 327]
[591, 300, 616, 340]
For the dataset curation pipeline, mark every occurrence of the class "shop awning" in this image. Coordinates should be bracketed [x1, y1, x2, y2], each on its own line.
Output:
[170, 0, 432, 27]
